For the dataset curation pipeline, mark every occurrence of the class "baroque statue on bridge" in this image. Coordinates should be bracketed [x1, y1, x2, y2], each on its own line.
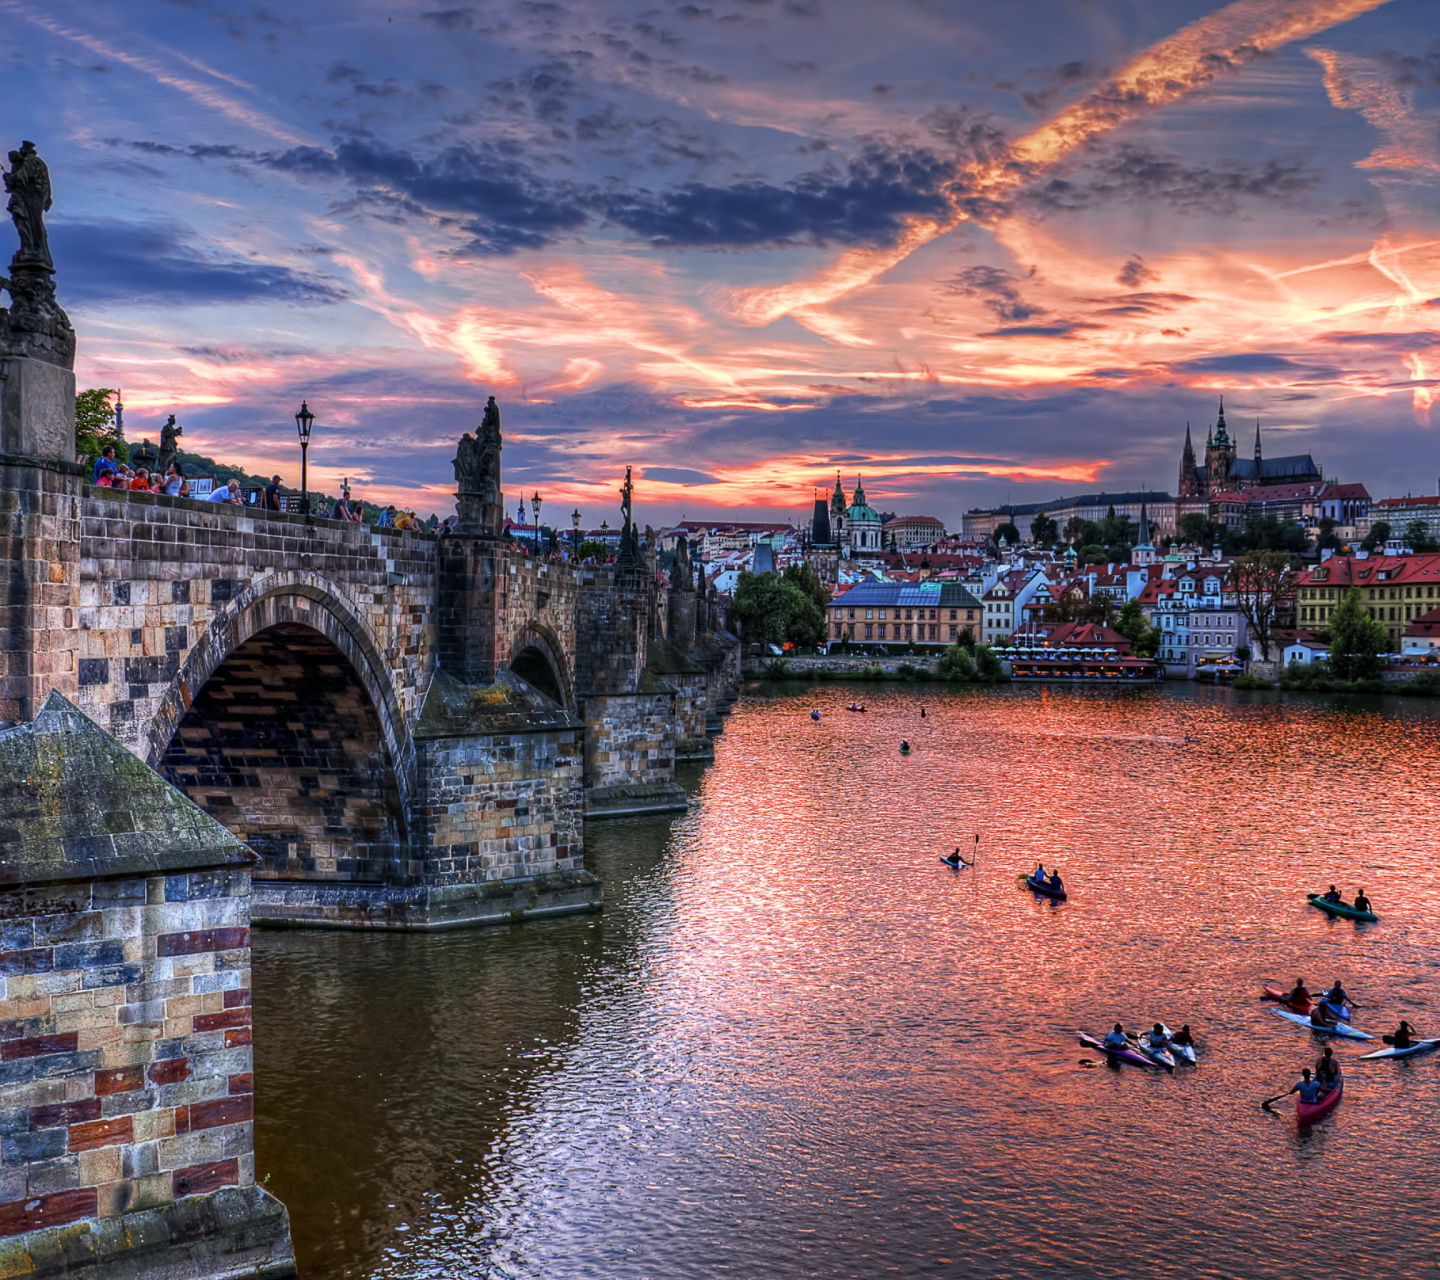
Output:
[454, 395, 502, 497]
[4, 141, 52, 268]
[157, 414, 183, 478]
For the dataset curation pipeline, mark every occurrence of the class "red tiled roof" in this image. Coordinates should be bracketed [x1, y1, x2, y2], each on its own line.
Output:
[1375, 495, 1440, 509]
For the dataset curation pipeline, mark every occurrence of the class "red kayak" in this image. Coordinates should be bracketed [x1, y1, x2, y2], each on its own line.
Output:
[1263, 985, 1312, 1013]
[1297, 1078, 1343, 1125]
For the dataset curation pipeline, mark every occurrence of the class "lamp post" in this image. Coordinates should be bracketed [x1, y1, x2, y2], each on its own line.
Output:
[571, 507, 582, 556]
[531, 491, 542, 554]
[294, 400, 315, 515]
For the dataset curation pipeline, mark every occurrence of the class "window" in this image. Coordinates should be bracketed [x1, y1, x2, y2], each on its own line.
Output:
[905, 624, 914, 638]
[967, 611, 974, 621]
[905, 609, 913, 620]
[930, 609, 938, 620]
[865, 625, 873, 639]
[879, 609, 886, 620]
[866, 609, 874, 619]
[949, 610, 957, 620]
[930, 625, 938, 640]
[878, 624, 887, 638]
[848, 609, 855, 619]
[949, 626, 957, 638]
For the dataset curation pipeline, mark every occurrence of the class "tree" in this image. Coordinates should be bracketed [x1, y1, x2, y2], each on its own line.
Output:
[1316, 517, 1343, 552]
[993, 521, 1021, 545]
[1114, 598, 1161, 658]
[939, 644, 976, 682]
[1064, 516, 1101, 547]
[781, 561, 831, 611]
[75, 388, 126, 464]
[1226, 551, 1293, 662]
[1243, 514, 1309, 554]
[1176, 512, 1219, 547]
[1362, 520, 1391, 553]
[730, 570, 825, 649]
[1403, 519, 1439, 554]
[1328, 586, 1389, 680]
[1030, 513, 1058, 547]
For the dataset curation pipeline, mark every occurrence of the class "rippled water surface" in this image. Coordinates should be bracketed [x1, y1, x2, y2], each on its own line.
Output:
[254, 683, 1440, 1279]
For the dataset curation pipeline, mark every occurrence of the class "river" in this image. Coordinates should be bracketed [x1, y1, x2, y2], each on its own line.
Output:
[253, 682, 1440, 1279]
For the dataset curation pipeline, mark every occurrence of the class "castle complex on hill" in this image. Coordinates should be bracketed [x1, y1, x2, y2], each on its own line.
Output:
[1177, 399, 1323, 498]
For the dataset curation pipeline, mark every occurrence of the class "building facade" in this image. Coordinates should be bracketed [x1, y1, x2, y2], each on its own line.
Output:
[1294, 552, 1440, 649]
[883, 515, 946, 549]
[1178, 401, 1323, 499]
[827, 582, 982, 648]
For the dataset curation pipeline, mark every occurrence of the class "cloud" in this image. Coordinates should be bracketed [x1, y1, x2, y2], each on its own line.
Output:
[942, 265, 1044, 322]
[1117, 254, 1157, 287]
[1321, 331, 1440, 352]
[49, 221, 348, 306]
[641, 466, 721, 484]
[1167, 353, 1342, 379]
[983, 321, 1099, 338]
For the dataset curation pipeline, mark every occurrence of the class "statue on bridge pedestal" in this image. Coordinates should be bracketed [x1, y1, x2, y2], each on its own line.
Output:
[452, 394, 503, 532]
[0, 139, 74, 369]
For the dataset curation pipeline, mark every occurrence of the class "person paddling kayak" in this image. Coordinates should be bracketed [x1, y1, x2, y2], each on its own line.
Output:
[1047, 868, 1064, 893]
[1321, 980, 1350, 1015]
[1316, 1046, 1341, 1091]
[1352, 889, 1372, 915]
[1143, 1024, 1170, 1052]
[1386, 1020, 1416, 1049]
[1286, 978, 1311, 1008]
[1103, 1024, 1131, 1051]
[1171, 1025, 1195, 1048]
[1322, 885, 1343, 905]
[1309, 1000, 1339, 1031]
[899, 739, 910, 753]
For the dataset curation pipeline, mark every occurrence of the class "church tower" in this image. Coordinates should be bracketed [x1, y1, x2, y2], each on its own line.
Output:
[1205, 397, 1235, 493]
[829, 471, 847, 547]
[1178, 424, 1202, 497]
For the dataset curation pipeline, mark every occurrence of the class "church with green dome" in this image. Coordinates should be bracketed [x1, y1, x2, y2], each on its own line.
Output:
[829, 474, 884, 555]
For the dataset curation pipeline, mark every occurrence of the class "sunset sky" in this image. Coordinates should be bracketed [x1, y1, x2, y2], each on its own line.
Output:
[4, 0, 1438, 524]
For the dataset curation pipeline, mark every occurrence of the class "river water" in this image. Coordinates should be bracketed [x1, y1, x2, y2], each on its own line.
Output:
[254, 682, 1440, 1279]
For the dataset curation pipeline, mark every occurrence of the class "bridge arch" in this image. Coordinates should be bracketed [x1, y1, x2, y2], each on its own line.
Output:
[508, 620, 575, 710]
[148, 574, 414, 882]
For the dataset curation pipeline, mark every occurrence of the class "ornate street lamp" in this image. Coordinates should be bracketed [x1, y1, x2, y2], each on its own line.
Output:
[531, 491, 542, 553]
[294, 400, 315, 515]
[571, 507, 582, 554]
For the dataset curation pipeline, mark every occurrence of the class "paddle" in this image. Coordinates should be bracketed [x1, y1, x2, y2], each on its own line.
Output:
[1260, 1087, 1291, 1111]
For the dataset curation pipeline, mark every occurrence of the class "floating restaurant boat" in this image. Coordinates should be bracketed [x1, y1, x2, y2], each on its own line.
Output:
[994, 644, 1161, 683]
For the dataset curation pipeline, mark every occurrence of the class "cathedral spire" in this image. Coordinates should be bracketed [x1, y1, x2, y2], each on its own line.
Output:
[1254, 419, 1262, 463]
[1213, 396, 1229, 448]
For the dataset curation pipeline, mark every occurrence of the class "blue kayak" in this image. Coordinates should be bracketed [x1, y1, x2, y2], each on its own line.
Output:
[1023, 874, 1067, 900]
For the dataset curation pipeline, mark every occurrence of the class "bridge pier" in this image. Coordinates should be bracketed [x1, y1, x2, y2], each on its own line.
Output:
[0, 695, 294, 1280]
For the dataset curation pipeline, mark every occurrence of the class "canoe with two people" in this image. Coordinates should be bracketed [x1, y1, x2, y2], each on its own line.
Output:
[1024, 863, 1066, 899]
[1307, 887, 1378, 922]
[1263, 1067, 1343, 1124]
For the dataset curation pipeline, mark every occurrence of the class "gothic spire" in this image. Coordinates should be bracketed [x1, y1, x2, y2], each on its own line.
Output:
[1135, 501, 1152, 548]
[1254, 419, 1262, 463]
[1214, 396, 1229, 448]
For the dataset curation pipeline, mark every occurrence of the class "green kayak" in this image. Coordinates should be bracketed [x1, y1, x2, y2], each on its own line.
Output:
[1307, 894, 1378, 923]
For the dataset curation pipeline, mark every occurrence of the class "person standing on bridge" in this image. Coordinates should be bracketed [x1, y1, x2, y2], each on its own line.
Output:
[264, 475, 284, 512]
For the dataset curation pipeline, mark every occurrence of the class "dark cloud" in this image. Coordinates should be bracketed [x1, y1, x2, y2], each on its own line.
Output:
[1375, 46, 1440, 90]
[593, 143, 954, 247]
[1021, 143, 1322, 217]
[942, 265, 1044, 322]
[1166, 353, 1342, 380]
[1117, 254, 1156, 287]
[48, 220, 348, 306]
[642, 466, 721, 484]
[982, 321, 1098, 338]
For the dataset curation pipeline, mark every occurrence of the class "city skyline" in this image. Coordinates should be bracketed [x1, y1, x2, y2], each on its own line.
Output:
[3, 0, 1438, 520]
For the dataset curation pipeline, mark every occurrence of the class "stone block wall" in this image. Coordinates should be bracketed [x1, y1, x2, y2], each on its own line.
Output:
[581, 691, 686, 816]
[420, 726, 584, 884]
[0, 869, 292, 1274]
[0, 458, 83, 727]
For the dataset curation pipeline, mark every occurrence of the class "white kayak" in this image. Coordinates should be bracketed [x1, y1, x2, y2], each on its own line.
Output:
[1158, 1024, 1197, 1064]
[1359, 1038, 1440, 1061]
[1271, 1006, 1373, 1041]
[1133, 1035, 1176, 1069]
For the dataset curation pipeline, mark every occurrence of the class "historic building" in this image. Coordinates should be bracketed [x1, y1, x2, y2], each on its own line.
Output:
[1178, 399, 1323, 499]
[826, 474, 884, 556]
[827, 581, 981, 648]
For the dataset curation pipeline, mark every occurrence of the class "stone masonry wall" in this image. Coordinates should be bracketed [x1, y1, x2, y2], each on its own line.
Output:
[581, 691, 682, 814]
[0, 867, 268, 1239]
[419, 727, 584, 886]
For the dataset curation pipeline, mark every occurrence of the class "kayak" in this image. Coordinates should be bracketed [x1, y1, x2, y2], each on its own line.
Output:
[1134, 1037, 1176, 1069]
[1271, 1006, 1373, 1041]
[1359, 1038, 1440, 1061]
[1307, 894, 1378, 923]
[1078, 1031, 1157, 1071]
[1297, 1078, 1343, 1125]
[1262, 985, 1312, 1013]
[1158, 1023, 1197, 1064]
[939, 856, 968, 870]
[1024, 875, 1067, 900]
[1318, 997, 1353, 1023]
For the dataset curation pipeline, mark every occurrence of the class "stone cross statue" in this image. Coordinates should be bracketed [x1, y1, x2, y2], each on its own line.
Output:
[4, 140, 53, 268]
[157, 415, 183, 478]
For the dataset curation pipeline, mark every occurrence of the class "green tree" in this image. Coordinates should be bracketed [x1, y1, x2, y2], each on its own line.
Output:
[576, 539, 610, 560]
[781, 561, 832, 611]
[1362, 520, 1391, 553]
[1030, 513, 1058, 547]
[1328, 586, 1389, 680]
[1114, 598, 1161, 658]
[1403, 519, 1439, 554]
[1064, 516, 1101, 547]
[1316, 517, 1343, 552]
[939, 644, 976, 682]
[1243, 514, 1309, 554]
[75, 388, 126, 464]
[993, 521, 1021, 545]
[973, 644, 1004, 681]
[731, 570, 826, 649]
[1177, 512, 1219, 547]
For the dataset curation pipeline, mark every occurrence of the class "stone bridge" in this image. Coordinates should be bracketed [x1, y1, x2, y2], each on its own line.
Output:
[3, 404, 739, 931]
